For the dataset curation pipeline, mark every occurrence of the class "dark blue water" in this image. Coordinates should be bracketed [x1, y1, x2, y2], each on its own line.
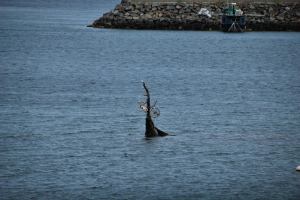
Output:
[1, 1, 300, 199]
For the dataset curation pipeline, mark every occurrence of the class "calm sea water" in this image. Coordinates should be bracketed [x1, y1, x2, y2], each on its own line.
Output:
[1, 1, 300, 199]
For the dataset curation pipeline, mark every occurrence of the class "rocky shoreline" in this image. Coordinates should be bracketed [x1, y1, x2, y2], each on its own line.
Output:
[91, 0, 300, 31]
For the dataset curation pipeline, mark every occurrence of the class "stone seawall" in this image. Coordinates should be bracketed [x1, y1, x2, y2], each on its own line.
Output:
[91, 0, 300, 31]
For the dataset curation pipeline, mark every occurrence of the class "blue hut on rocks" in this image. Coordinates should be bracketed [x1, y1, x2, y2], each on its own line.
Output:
[221, 2, 246, 32]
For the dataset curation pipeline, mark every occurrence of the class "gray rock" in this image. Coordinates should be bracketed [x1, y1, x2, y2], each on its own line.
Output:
[176, 5, 182, 10]
[144, 14, 152, 19]
[124, 6, 133, 11]
[185, 8, 191, 13]
[276, 15, 284, 21]
[152, 2, 159, 7]
[144, 5, 151, 10]
[263, 10, 267, 16]
[166, 5, 175, 10]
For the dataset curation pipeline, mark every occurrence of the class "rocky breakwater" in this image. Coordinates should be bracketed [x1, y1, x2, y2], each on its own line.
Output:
[91, 0, 300, 31]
